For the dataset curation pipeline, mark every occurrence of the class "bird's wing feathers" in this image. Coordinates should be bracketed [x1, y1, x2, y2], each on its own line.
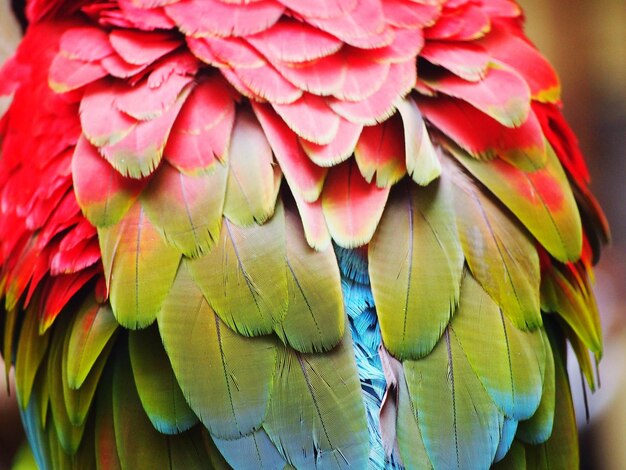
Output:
[0, 1, 607, 469]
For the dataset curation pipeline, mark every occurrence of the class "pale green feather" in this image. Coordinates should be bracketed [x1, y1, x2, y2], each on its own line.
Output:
[223, 110, 281, 226]
[263, 333, 369, 469]
[404, 328, 503, 470]
[187, 205, 288, 336]
[15, 301, 50, 409]
[451, 274, 544, 420]
[278, 206, 344, 353]
[369, 181, 463, 359]
[158, 261, 277, 439]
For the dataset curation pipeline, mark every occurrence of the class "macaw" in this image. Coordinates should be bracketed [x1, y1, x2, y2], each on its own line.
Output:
[0, 0, 609, 468]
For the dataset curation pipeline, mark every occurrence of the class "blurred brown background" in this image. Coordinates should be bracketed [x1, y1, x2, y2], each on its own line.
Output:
[0, 0, 625, 468]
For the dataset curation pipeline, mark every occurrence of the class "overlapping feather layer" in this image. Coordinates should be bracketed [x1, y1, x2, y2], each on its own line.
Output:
[0, 0, 608, 469]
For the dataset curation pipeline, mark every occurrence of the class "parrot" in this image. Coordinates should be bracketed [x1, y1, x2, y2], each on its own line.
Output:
[0, 0, 610, 469]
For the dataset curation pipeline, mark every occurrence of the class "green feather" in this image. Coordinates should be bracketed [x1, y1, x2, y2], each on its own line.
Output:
[263, 333, 369, 469]
[369, 180, 463, 359]
[158, 261, 277, 439]
[450, 144, 582, 263]
[62, 325, 112, 427]
[524, 329, 578, 468]
[16, 301, 50, 409]
[141, 161, 228, 258]
[451, 274, 545, 420]
[66, 299, 118, 390]
[47, 322, 86, 455]
[404, 328, 503, 470]
[517, 329, 556, 445]
[128, 326, 198, 434]
[98, 202, 181, 329]
[396, 372, 434, 469]
[112, 346, 212, 470]
[451, 164, 542, 330]
[187, 205, 288, 336]
[278, 206, 344, 353]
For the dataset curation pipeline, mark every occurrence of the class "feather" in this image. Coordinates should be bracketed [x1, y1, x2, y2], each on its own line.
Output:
[98, 202, 181, 329]
[108, 30, 181, 66]
[47, 320, 86, 455]
[157, 262, 277, 438]
[72, 135, 146, 227]
[395, 96, 441, 185]
[186, 207, 288, 336]
[94, 370, 122, 470]
[479, 21, 560, 103]
[212, 429, 286, 470]
[420, 96, 547, 170]
[450, 161, 542, 330]
[451, 275, 544, 421]
[540, 266, 602, 356]
[253, 102, 327, 202]
[61, 319, 112, 428]
[164, 77, 235, 174]
[164, 0, 284, 38]
[354, 114, 407, 187]
[451, 144, 582, 262]
[263, 334, 369, 469]
[272, 52, 347, 97]
[425, 65, 531, 128]
[404, 328, 502, 470]
[49, 54, 108, 94]
[301, 118, 362, 167]
[223, 110, 280, 225]
[322, 161, 390, 248]
[290, 191, 331, 250]
[15, 301, 51, 410]
[273, 93, 341, 145]
[275, 0, 357, 20]
[369, 181, 463, 359]
[112, 347, 212, 470]
[421, 41, 490, 82]
[141, 161, 227, 257]
[66, 299, 118, 390]
[128, 326, 198, 434]
[523, 329, 578, 469]
[278, 206, 344, 352]
[517, 330, 556, 445]
[247, 20, 343, 63]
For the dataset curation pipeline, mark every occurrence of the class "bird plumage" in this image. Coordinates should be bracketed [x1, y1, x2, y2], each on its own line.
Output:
[0, 0, 608, 469]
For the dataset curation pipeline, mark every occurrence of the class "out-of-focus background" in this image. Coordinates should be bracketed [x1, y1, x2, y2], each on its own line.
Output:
[0, 1, 624, 468]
